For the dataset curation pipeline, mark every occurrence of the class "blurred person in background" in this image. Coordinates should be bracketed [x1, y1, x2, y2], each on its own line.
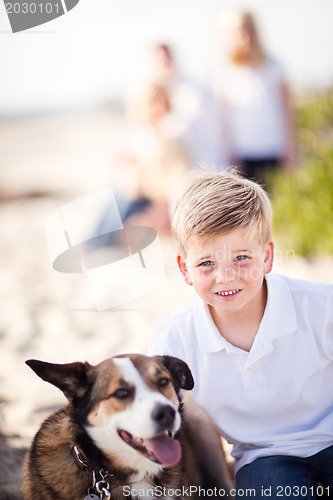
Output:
[114, 79, 189, 237]
[93, 79, 189, 243]
[213, 10, 296, 186]
[93, 42, 226, 246]
[128, 43, 225, 170]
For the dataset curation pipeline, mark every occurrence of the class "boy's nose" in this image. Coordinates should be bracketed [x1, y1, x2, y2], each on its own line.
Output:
[215, 266, 235, 284]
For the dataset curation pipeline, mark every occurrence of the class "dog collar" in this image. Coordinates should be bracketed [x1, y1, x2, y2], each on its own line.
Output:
[71, 444, 113, 500]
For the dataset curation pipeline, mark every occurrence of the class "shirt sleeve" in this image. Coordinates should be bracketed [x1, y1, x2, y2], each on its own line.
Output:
[147, 322, 193, 401]
[324, 293, 333, 359]
[146, 327, 171, 356]
[267, 58, 287, 84]
[146, 320, 187, 362]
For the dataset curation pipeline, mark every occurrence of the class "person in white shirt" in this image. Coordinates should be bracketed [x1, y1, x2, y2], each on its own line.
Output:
[213, 10, 295, 185]
[147, 171, 333, 498]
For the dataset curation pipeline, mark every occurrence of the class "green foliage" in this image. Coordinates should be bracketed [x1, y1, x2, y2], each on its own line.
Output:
[270, 88, 333, 257]
[297, 90, 333, 132]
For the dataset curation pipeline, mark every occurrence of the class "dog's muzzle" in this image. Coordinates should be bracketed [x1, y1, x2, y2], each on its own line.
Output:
[118, 403, 181, 467]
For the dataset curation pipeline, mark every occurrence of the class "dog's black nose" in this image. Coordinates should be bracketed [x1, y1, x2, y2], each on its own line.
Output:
[152, 404, 176, 427]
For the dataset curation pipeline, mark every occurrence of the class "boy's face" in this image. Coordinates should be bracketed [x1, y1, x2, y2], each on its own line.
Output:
[177, 229, 274, 318]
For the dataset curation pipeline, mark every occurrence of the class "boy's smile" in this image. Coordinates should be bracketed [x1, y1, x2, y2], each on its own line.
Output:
[177, 229, 274, 348]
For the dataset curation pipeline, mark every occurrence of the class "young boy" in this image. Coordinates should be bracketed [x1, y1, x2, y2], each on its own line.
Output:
[147, 172, 333, 498]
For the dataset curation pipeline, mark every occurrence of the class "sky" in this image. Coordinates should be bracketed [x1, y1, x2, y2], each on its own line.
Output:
[1, 0, 333, 116]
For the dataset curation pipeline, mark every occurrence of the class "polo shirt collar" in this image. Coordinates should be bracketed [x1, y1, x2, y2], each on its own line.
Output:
[258, 273, 298, 342]
[246, 273, 298, 366]
[194, 300, 248, 354]
[194, 300, 235, 353]
[193, 273, 298, 356]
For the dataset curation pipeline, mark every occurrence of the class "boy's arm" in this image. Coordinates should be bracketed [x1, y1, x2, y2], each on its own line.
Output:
[147, 324, 186, 360]
[324, 294, 333, 359]
[146, 329, 167, 357]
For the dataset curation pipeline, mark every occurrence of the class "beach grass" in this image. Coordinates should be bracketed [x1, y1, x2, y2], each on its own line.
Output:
[270, 87, 333, 257]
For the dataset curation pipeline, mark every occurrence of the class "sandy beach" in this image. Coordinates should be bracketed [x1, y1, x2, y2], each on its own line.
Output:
[0, 108, 332, 457]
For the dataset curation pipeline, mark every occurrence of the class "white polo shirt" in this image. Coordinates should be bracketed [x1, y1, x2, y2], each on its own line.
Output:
[147, 273, 333, 473]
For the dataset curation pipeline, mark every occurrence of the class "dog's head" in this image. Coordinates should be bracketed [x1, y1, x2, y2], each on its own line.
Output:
[26, 354, 193, 476]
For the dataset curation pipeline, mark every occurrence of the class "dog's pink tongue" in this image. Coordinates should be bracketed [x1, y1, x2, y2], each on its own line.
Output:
[144, 435, 181, 467]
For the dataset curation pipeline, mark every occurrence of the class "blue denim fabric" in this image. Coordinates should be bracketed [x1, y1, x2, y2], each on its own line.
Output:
[235, 446, 333, 499]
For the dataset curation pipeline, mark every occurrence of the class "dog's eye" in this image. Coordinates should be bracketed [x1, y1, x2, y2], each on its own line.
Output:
[112, 389, 131, 399]
[158, 377, 170, 388]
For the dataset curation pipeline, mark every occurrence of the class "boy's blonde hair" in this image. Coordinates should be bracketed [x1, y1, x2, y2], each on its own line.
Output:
[172, 171, 272, 255]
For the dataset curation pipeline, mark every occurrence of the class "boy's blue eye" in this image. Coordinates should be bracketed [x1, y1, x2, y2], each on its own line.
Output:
[235, 255, 248, 262]
[199, 260, 214, 267]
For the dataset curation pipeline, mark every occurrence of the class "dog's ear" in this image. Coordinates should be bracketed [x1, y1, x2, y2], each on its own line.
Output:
[156, 356, 194, 392]
[26, 359, 94, 402]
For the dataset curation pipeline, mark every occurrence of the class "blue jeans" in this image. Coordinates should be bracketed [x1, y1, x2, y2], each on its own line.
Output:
[235, 446, 333, 499]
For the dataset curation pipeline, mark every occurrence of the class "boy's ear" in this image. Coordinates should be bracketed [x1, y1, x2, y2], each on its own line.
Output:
[264, 240, 274, 274]
[177, 254, 193, 286]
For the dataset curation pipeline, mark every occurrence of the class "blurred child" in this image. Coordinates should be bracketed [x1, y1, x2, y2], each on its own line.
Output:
[214, 10, 295, 184]
[119, 81, 189, 235]
[93, 80, 189, 244]
[131, 43, 225, 170]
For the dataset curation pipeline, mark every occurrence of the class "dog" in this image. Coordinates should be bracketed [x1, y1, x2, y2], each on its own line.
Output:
[23, 354, 232, 500]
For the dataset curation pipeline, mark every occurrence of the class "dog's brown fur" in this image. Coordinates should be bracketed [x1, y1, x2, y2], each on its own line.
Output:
[23, 354, 232, 500]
